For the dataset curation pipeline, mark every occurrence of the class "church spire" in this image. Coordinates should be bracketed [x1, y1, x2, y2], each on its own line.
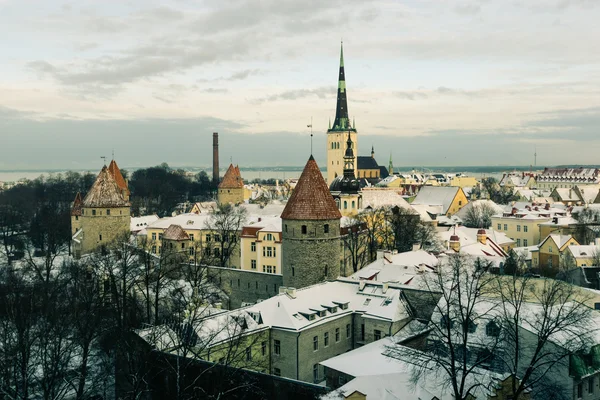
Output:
[329, 42, 354, 132]
[389, 152, 394, 175]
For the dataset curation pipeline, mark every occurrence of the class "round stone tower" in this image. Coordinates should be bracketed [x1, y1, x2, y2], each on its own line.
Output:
[281, 155, 342, 289]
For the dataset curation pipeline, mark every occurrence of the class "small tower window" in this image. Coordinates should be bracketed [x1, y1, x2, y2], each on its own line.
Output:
[324, 224, 329, 234]
[301, 225, 307, 234]
[325, 264, 328, 277]
[99, 234, 102, 241]
[92, 209, 96, 216]
[106, 209, 110, 215]
[352, 201, 355, 209]
[344, 201, 347, 210]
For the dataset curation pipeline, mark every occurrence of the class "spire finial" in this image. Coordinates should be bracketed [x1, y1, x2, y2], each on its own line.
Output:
[307, 117, 313, 155]
[100, 156, 106, 166]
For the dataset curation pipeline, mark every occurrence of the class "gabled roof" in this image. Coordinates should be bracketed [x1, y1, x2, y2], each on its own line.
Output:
[108, 159, 129, 196]
[162, 224, 190, 241]
[82, 166, 130, 208]
[539, 233, 578, 251]
[281, 156, 342, 220]
[412, 186, 462, 214]
[357, 156, 379, 170]
[71, 192, 83, 216]
[219, 164, 244, 189]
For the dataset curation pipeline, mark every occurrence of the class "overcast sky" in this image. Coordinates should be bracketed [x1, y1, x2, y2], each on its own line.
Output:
[1, 0, 599, 170]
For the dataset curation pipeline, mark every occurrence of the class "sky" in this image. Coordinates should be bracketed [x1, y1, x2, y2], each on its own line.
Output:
[0, 0, 599, 170]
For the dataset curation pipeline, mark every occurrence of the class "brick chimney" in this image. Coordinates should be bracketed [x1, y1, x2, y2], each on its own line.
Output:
[477, 229, 487, 245]
[212, 132, 219, 184]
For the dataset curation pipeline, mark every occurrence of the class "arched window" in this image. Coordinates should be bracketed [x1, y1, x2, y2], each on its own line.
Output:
[335, 199, 340, 209]
[344, 201, 347, 209]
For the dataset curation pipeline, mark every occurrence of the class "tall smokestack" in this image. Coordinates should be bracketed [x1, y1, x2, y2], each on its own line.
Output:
[213, 132, 219, 184]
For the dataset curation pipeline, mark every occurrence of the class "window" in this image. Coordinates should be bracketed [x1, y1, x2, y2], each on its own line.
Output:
[152, 232, 157, 240]
[263, 247, 275, 257]
[361, 324, 365, 341]
[497, 224, 501, 230]
[524, 225, 528, 232]
[324, 264, 328, 277]
[106, 209, 110, 215]
[301, 225, 307, 234]
[204, 247, 210, 256]
[251, 260, 257, 269]
[92, 209, 96, 216]
[589, 377, 594, 394]
[335, 327, 340, 342]
[215, 234, 221, 242]
[548, 257, 553, 268]
[265, 233, 273, 241]
[374, 330, 382, 341]
[516, 239, 521, 246]
[517, 225, 521, 232]
[245, 347, 252, 361]
[274, 340, 281, 355]
[578, 383, 583, 399]
[261, 341, 266, 356]
[251, 242, 256, 252]
[313, 336, 318, 351]
[504, 224, 507, 230]
[99, 234, 102, 241]
[206, 234, 211, 242]
[189, 234, 194, 241]
[152, 245, 157, 254]
[285, 224, 288, 233]
[159, 233, 163, 240]
[313, 364, 319, 383]
[346, 324, 351, 339]
[213, 248, 220, 257]
[524, 239, 528, 246]
[344, 201, 347, 209]
[324, 224, 329, 234]
[274, 368, 281, 377]
[549, 246, 553, 253]
[189, 247, 194, 255]
[324, 332, 329, 347]
[291, 266, 295, 276]
[181, 243, 185, 249]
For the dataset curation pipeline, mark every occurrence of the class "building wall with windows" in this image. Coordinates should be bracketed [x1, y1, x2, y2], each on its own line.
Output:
[78, 206, 130, 255]
[491, 216, 549, 247]
[240, 223, 282, 274]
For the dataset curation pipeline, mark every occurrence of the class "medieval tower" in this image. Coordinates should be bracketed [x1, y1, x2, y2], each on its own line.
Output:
[71, 159, 131, 257]
[327, 42, 357, 184]
[281, 155, 342, 289]
[217, 164, 244, 205]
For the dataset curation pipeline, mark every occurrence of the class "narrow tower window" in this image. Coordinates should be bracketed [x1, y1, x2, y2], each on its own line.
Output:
[301, 225, 307, 234]
[324, 224, 329, 233]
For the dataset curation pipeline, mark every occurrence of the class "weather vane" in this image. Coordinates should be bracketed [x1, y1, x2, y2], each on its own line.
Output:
[100, 156, 106, 166]
[307, 116, 313, 155]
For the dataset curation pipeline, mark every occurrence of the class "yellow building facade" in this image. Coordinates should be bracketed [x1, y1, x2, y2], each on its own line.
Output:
[491, 215, 550, 247]
[240, 217, 282, 274]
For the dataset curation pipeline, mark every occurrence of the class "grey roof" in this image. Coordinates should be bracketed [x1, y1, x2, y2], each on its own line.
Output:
[357, 156, 379, 170]
[412, 186, 461, 214]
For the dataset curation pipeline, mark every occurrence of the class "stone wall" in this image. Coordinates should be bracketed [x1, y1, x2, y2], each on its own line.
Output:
[282, 219, 341, 289]
[79, 206, 130, 255]
[206, 266, 283, 309]
[218, 188, 244, 205]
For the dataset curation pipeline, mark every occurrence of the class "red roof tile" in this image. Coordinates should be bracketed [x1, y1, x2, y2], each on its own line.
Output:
[82, 166, 130, 208]
[162, 224, 190, 241]
[71, 192, 82, 216]
[281, 156, 342, 220]
[108, 159, 130, 196]
[219, 164, 244, 189]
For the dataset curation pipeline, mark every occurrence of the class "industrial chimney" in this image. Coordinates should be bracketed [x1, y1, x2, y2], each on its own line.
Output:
[212, 132, 219, 184]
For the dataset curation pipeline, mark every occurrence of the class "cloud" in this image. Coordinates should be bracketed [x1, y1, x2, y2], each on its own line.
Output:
[253, 86, 335, 103]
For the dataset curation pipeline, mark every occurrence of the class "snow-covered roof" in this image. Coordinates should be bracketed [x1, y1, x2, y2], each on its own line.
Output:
[567, 245, 600, 259]
[246, 279, 412, 332]
[542, 233, 576, 249]
[553, 188, 580, 202]
[146, 213, 212, 231]
[360, 189, 411, 210]
[439, 226, 509, 260]
[412, 186, 463, 214]
[131, 215, 159, 232]
[349, 250, 438, 285]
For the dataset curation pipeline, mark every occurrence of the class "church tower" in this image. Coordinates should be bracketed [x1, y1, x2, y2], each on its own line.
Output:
[281, 156, 342, 289]
[327, 42, 357, 184]
[329, 133, 362, 216]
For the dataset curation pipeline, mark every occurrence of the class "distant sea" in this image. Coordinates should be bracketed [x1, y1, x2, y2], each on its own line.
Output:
[0, 165, 596, 183]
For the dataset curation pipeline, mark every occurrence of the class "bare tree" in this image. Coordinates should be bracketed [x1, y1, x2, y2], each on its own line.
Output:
[341, 219, 368, 275]
[493, 275, 594, 400]
[204, 204, 247, 268]
[462, 202, 497, 229]
[357, 207, 387, 263]
[387, 254, 498, 400]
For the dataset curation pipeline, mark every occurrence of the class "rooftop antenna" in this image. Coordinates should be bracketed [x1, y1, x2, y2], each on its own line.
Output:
[534, 146, 537, 168]
[100, 156, 106, 166]
[307, 116, 313, 155]
[112, 149, 114, 160]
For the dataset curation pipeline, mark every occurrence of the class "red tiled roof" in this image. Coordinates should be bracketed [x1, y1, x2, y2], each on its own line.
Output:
[163, 224, 190, 241]
[281, 156, 342, 220]
[82, 166, 130, 208]
[108, 159, 130, 196]
[219, 164, 244, 189]
[71, 192, 82, 216]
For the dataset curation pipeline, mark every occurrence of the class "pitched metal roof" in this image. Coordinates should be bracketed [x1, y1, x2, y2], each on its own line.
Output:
[218, 164, 244, 189]
[82, 166, 130, 208]
[281, 156, 342, 221]
[357, 156, 379, 170]
[412, 186, 462, 214]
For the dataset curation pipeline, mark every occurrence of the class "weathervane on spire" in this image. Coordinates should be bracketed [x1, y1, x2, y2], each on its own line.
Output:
[307, 116, 313, 155]
[100, 156, 106, 166]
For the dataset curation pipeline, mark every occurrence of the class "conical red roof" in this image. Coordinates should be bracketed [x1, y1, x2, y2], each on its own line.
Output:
[281, 156, 342, 220]
[108, 159, 130, 196]
[71, 192, 83, 216]
[82, 166, 130, 208]
[219, 164, 244, 189]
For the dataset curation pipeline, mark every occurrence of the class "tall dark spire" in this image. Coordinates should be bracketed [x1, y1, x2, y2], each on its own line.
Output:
[329, 42, 355, 132]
